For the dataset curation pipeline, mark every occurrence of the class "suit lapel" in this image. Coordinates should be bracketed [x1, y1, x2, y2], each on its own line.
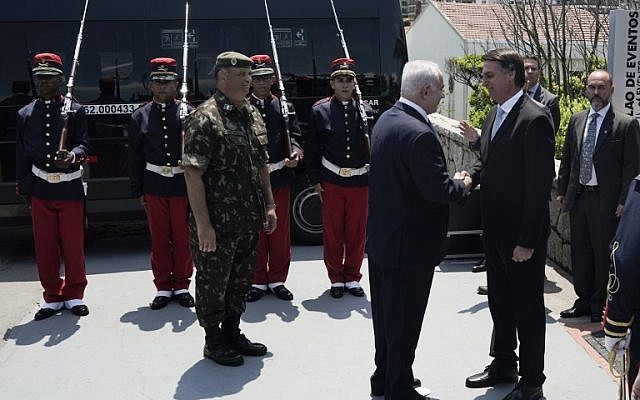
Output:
[480, 106, 496, 161]
[575, 112, 587, 152]
[534, 86, 543, 102]
[490, 94, 525, 145]
[594, 107, 613, 155]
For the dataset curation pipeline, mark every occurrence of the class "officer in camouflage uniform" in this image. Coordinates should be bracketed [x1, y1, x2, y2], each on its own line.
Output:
[182, 51, 277, 367]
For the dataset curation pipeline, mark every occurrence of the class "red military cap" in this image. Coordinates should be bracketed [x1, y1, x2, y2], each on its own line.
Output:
[250, 54, 274, 77]
[32, 53, 64, 76]
[149, 57, 178, 81]
[330, 57, 356, 78]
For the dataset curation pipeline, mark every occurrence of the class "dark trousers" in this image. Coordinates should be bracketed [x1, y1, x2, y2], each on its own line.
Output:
[569, 191, 618, 314]
[145, 194, 193, 291]
[369, 259, 435, 400]
[191, 230, 259, 328]
[31, 197, 87, 303]
[254, 186, 291, 285]
[486, 243, 546, 387]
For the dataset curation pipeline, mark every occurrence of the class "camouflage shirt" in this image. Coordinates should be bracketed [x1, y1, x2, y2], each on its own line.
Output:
[182, 90, 268, 233]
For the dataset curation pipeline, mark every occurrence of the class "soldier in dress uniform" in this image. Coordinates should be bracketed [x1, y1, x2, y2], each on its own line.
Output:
[16, 53, 90, 320]
[603, 174, 640, 398]
[304, 57, 372, 298]
[245, 54, 302, 303]
[182, 51, 277, 367]
[128, 57, 195, 310]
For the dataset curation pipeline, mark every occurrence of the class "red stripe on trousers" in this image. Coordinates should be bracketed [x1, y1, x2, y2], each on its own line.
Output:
[145, 194, 193, 291]
[254, 186, 292, 285]
[31, 197, 87, 302]
[321, 181, 367, 284]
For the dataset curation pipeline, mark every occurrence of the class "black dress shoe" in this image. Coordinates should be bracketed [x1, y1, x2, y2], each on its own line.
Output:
[330, 287, 344, 298]
[71, 304, 90, 316]
[175, 292, 195, 308]
[560, 306, 588, 318]
[245, 287, 266, 303]
[226, 332, 267, 356]
[477, 286, 488, 295]
[149, 296, 171, 310]
[34, 308, 58, 321]
[501, 383, 543, 400]
[465, 366, 518, 388]
[371, 378, 422, 396]
[472, 262, 487, 273]
[347, 286, 365, 297]
[591, 313, 603, 323]
[271, 285, 293, 301]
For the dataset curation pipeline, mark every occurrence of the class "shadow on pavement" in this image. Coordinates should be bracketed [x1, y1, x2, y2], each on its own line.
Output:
[290, 245, 323, 262]
[3, 313, 81, 347]
[458, 301, 489, 315]
[173, 355, 268, 400]
[301, 290, 372, 320]
[471, 385, 516, 399]
[243, 296, 300, 323]
[120, 305, 197, 332]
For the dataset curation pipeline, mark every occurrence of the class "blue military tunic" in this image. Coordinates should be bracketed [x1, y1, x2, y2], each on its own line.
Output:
[605, 176, 640, 361]
[128, 100, 194, 198]
[16, 96, 88, 200]
[305, 96, 372, 187]
[248, 94, 301, 190]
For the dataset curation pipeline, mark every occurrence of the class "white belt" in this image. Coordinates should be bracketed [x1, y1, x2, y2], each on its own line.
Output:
[321, 157, 367, 178]
[32, 165, 82, 183]
[268, 159, 287, 173]
[145, 162, 184, 177]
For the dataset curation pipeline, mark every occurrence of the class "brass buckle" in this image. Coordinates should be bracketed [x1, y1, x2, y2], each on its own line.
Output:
[161, 166, 173, 176]
[47, 173, 61, 183]
[338, 167, 353, 177]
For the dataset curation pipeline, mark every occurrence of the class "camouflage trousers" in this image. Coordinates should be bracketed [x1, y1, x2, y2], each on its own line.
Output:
[190, 230, 259, 328]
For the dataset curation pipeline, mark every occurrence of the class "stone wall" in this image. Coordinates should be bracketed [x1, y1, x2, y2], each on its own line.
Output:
[430, 113, 572, 273]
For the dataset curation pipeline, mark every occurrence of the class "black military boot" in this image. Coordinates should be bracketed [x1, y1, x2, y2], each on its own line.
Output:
[203, 325, 244, 366]
[221, 315, 268, 356]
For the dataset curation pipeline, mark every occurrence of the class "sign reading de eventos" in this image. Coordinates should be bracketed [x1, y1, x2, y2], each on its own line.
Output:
[610, 10, 640, 119]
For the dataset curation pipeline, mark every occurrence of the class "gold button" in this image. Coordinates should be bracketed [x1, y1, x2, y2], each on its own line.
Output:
[346, 137, 351, 141]
[45, 133, 50, 137]
[346, 146, 350, 150]
[46, 154, 51, 158]
[45, 142, 50, 146]
[163, 126, 168, 130]
[166, 163, 171, 166]
[162, 117, 166, 121]
[346, 155, 351, 159]
[344, 113, 348, 118]
[45, 163, 51, 167]
[164, 144, 168, 148]
[164, 135, 168, 139]
[46, 123, 50, 127]
[46, 113, 51, 118]
[345, 122, 349, 126]
[166, 153, 171, 156]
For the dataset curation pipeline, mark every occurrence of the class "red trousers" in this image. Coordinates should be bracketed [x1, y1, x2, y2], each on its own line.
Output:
[145, 194, 193, 291]
[31, 197, 87, 303]
[321, 181, 368, 284]
[254, 186, 291, 285]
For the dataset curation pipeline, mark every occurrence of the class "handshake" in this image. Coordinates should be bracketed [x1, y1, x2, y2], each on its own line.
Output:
[453, 171, 473, 192]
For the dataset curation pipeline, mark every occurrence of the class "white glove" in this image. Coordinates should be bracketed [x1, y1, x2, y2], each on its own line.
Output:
[605, 330, 631, 356]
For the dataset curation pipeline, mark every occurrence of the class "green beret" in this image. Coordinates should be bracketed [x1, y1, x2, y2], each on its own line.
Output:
[215, 51, 252, 69]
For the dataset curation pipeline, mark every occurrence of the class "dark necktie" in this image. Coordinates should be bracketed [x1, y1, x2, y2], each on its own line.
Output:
[579, 113, 599, 184]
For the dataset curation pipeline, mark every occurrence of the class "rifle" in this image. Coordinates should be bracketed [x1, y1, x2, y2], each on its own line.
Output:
[328, 0, 371, 160]
[27, 60, 37, 98]
[179, 2, 190, 163]
[263, 0, 293, 158]
[55, 0, 89, 167]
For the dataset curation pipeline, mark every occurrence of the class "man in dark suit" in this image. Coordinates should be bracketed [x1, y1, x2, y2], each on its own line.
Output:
[524, 55, 560, 134]
[557, 70, 640, 323]
[464, 49, 555, 400]
[367, 60, 471, 400]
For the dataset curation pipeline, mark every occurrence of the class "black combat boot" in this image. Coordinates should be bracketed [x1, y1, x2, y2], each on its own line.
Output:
[221, 315, 268, 356]
[203, 325, 244, 366]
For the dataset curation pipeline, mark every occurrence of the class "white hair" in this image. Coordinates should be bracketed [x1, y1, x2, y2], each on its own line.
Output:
[400, 60, 442, 97]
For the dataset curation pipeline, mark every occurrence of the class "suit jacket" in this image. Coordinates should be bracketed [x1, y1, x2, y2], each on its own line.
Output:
[366, 101, 467, 269]
[557, 105, 640, 215]
[469, 94, 555, 248]
[532, 85, 560, 134]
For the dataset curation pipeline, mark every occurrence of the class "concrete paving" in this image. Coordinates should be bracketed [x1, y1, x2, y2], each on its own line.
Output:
[0, 238, 619, 400]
